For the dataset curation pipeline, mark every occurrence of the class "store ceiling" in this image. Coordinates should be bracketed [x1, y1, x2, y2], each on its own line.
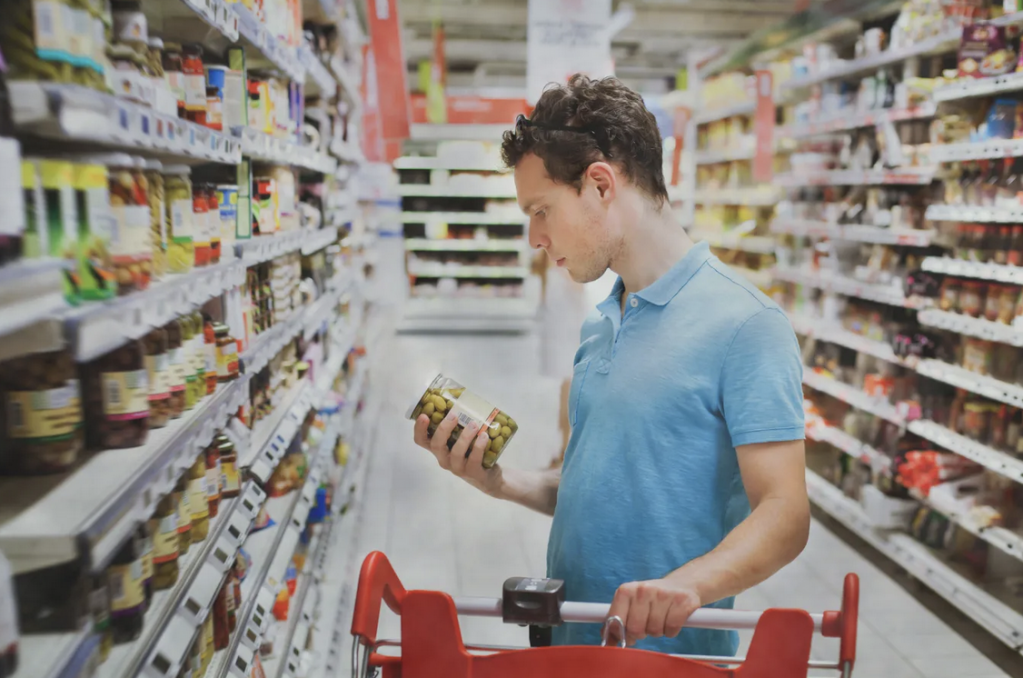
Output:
[398, 0, 794, 93]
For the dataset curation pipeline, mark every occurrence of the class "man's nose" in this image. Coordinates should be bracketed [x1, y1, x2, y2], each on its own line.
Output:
[528, 220, 548, 250]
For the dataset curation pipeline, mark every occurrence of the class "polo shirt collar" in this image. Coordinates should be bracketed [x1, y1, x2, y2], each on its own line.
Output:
[601, 241, 712, 311]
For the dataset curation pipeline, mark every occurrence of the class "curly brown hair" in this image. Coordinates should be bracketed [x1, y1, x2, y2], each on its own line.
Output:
[501, 75, 668, 204]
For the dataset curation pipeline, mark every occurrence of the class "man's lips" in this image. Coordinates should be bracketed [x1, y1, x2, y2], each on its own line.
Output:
[555, 257, 566, 267]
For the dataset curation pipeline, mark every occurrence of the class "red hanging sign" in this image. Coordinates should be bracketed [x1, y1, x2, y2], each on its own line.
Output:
[367, 0, 411, 142]
[360, 45, 384, 163]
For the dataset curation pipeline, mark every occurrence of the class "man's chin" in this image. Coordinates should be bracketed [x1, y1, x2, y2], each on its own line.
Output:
[568, 266, 607, 284]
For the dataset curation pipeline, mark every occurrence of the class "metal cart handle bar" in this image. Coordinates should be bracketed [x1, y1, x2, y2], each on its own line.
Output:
[351, 551, 859, 678]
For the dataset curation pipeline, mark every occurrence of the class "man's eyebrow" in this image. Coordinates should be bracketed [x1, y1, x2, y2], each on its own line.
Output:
[520, 201, 536, 216]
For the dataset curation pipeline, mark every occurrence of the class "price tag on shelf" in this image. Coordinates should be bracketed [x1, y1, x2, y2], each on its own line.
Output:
[145, 614, 197, 678]
[228, 645, 256, 678]
[180, 561, 223, 627]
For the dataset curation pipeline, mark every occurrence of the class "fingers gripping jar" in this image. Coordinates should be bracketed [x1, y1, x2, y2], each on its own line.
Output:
[406, 374, 519, 469]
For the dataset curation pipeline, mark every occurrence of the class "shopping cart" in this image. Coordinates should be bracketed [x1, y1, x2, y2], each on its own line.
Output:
[351, 551, 859, 677]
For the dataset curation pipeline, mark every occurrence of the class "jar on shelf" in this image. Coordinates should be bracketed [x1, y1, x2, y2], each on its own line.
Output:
[203, 315, 218, 395]
[187, 453, 210, 544]
[0, 349, 83, 474]
[218, 434, 240, 499]
[103, 154, 149, 294]
[179, 315, 198, 411]
[959, 281, 984, 318]
[137, 521, 154, 610]
[212, 581, 230, 650]
[182, 43, 206, 124]
[205, 439, 221, 519]
[130, 157, 154, 289]
[144, 159, 166, 280]
[82, 340, 149, 450]
[164, 166, 194, 274]
[192, 310, 210, 401]
[90, 575, 112, 663]
[143, 327, 171, 429]
[207, 185, 221, 265]
[214, 323, 239, 383]
[165, 321, 186, 419]
[162, 42, 185, 117]
[193, 182, 210, 268]
[173, 476, 192, 556]
[107, 533, 144, 644]
[72, 161, 117, 301]
[216, 184, 237, 262]
[151, 493, 179, 590]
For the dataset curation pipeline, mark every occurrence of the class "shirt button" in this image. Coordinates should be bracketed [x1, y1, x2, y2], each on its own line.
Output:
[630, 297, 638, 308]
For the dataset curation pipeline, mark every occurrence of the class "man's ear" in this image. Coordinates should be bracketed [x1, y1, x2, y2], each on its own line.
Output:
[584, 161, 616, 202]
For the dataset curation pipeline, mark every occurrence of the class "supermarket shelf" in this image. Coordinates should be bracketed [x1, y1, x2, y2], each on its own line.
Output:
[806, 419, 888, 467]
[916, 359, 1023, 409]
[244, 379, 314, 482]
[693, 188, 780, 206]
[300, 226, 340, 256]
[694, 101, 755, 125]
[926, 204, 1023, 224]
[789, 314, 913, 367]
[329, 56, 361, 106]
[0, 259, 72, 341]
[10, 82, 242, 164]
[0, 374, 248, 574]
[330, 138, 364, 164]
[303, 283, 347, 342]
[922, 257, 1023, 285]
[408, 265, 530, 279]
[64, 261, 245, 363]
[915, 489, 1023, 565]
[399, 211, 526, 225]
[773, 267, 930, 310]
[694, 145, 755, 165]
[785, 104, 938, 139]
[776, 168, 937, 187]
[239, 129, 337, 173]
[233, 4, 304, 82]
[770, 219, 937, 246]
[805, 469, 1023, 649]
[908, 420, 1023, 486]
[96, 482, 265, 678]
[401, 295, 539, 333]
[693, 232, 776, 254]
[918, 308, 1023, 347]
[782, 31, 960, 91]
[930, 138, 1023, 163]
[410, 123, 509, 142]
[934, 70, 1023, 103]
[404, 238, 525, 252]
[397, 184, 517, 198]
[802, 370, 906, 427]
[17, 628, 97, 678]
[236, 227, 337, 264]
[173, 0, 240, 41]
[394, 156, 505, 171]
[299, 46, 337, 99]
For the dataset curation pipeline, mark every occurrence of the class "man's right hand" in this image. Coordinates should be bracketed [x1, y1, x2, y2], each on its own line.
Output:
[414, 413, 504, 497]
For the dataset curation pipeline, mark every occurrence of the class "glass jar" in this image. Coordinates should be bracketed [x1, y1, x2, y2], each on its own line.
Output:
[144, 159, 166, 280]
[207, 186, 221, 265]
[212, 582, 230, 650]
[179, 316, 198, 411]
[91, 575, 112, 663]
[205, 439, 221, 519]
[82, 340, 149, 450]
[959, 281, 984, 318]
[999, 286, 1018, 325]
[406, 374, 519, 469]
[214, 323, 239, 383]
[162, 42, 185, 117]
[165, 321, 186, 419]
[218, 434, 240, 499]
[939, 278, 960, 312]
[203, 316, 218, 395]
[103, 154, 149, 295]
[143, 327, 171, 429]
[985, 284, 1002, 323]
[107, 533, 144, 644]
[193, 183, 210, 268]
[192, 311, 209, 402]
[72, 162, 117, 301]
[182, 44, 206, 124]
[164, 166, 194, 274]
[151, 493, 179, 590]
[187, 454, 210, 544]
[137, 521, 154, 610]
[216, 185, 237, 262]
[174, 477, 192, 556]
[0, 349, 83, 474]
[130, 157, 154, 290]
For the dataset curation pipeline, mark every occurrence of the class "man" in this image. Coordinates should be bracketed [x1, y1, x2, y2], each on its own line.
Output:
[412, 75, 809, 657]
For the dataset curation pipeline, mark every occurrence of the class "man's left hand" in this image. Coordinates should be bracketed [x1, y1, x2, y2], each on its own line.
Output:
[606, 577, 702, 646]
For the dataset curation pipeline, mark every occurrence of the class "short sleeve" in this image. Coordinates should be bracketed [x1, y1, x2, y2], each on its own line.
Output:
[721, 307, 804, 448]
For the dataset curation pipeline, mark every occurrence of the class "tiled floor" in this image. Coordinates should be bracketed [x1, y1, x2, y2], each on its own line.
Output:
[344, 265, 1011, 678]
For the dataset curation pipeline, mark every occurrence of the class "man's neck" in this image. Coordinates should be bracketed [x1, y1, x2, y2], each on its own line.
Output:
[612, 202, 693, 301]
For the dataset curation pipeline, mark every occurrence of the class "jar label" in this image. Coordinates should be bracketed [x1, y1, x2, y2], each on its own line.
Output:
[153, 515, 179, 563]
[192, 336, 206, 375]
[205, 344, 217, 374]
[5, 380, 82, 442]
[146, 353, 171, 401]
[90, 585, 110, 632]
[222, 459, 240, 493]
[33, 1, 67, 60]
[141, 535, 154, 580]
[217, 343, 238, 379]
[206, 466, 220, 499]
[185, 73, 206, 111]
[108, 561, 144, 615]
[168, 347, 187, 392]
[166, 71, 185, 105]
[450, 390, 500, 431]
[171, 198, 194, 243]
[128, 204, 151, 259]
[102, 370, 149, 420]
[189, 476, 209, 519]
[176, 492, 192, 534]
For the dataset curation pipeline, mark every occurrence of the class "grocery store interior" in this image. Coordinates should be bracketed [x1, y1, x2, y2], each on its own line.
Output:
[16, 0, 1023, 677]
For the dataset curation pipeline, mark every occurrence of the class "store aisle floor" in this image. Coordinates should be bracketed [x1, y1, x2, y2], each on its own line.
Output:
[346, 270, 1011, 678]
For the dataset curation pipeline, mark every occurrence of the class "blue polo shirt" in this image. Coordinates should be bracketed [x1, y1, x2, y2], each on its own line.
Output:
[548, 241, 804, 656]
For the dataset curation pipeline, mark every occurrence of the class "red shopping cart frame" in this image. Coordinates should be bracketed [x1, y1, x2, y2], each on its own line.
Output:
[352, 551, 859, 678]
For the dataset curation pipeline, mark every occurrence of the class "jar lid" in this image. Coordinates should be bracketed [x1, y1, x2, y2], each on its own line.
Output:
[148, 37, 164, 49]
[163, 164, 192, 175]
[145, 159, 163, 172]
[218, 438, 235, 455]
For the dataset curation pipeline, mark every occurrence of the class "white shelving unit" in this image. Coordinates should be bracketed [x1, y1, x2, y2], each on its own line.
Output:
[770, 219, 937, 246]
